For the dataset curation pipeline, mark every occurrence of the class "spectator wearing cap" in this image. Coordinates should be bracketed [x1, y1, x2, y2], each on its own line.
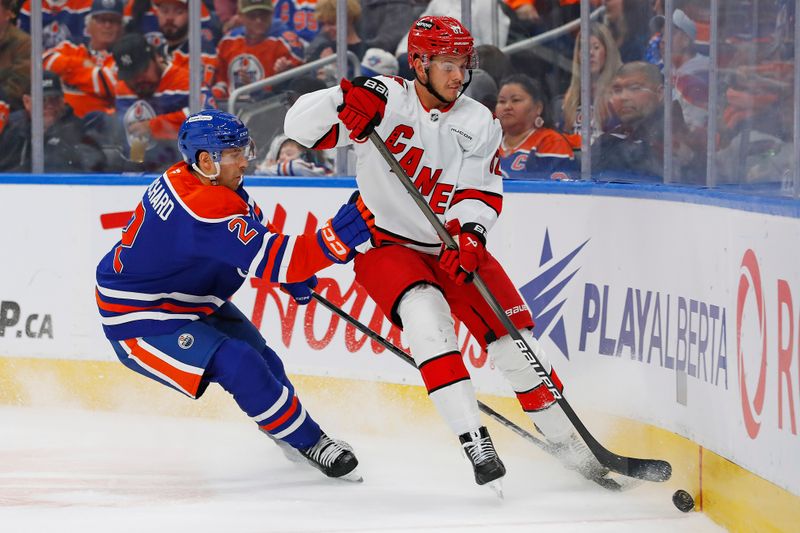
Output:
[42, 0, 123, 118]
[0, 0, 30, 112]
[214, 0, 304, 101]
[112, 32, 215, 171]
[0, 71, 105, 172]
[592, 61, 699, 182]
[496, 74, 575, 180]
[359, 47, 398, 77]
[17, 0, 92, 49]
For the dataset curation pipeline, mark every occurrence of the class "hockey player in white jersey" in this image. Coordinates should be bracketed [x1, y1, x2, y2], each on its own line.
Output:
[284, 16, 608, 490]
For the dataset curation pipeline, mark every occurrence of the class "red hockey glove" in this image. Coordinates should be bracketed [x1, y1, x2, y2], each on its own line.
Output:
[316, 193, 375, 264]
[438, 220, 488, 286]
[337, 76, 388, 141]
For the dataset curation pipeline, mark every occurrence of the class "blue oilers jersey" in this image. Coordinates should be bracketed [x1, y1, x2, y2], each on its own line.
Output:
[273, 0, 320, 45]
[18, 0, 92, 49]
[96, 161, 332, 341]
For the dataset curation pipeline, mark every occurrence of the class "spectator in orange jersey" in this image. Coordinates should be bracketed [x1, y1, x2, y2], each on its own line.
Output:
[214, 0, 304, 101]
[0, 0, 30, 112]
[112, 32, 215, 171]
[43, 0, 124, 118]
[149, 0, 218, 87]
[496, 74, 576, 180]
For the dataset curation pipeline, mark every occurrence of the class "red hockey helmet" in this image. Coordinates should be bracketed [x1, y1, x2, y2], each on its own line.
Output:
[407, 16, 478, 70]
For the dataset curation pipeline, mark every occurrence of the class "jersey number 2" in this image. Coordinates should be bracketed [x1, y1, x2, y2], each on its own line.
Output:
[228, 218, 258, 244]
[113, 203, 145, 273]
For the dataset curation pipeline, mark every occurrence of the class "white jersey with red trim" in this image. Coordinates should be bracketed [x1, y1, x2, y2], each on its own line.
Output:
[284, 75, 504, 254]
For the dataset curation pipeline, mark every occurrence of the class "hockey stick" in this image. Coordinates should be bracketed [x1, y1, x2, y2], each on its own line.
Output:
[310, 290, 634, 492]
[309, 291, 549, 447]
[367, 131, 671, 483]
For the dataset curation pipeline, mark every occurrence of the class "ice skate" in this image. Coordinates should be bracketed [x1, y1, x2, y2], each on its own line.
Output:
[550, 429, 610, 482]
[300, 432, 362, 482]
[460, 426, 506, 498]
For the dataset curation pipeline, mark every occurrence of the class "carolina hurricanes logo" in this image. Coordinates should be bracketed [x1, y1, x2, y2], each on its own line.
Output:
[736, 249, 768, 439]
[230, 54, 265, 90]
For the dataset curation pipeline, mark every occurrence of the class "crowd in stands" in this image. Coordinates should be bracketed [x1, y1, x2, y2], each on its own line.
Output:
[0, 0, 794, 188]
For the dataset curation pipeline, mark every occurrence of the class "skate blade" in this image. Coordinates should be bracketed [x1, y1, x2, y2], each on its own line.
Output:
[336, 468, 364, 483]
[485, 479, 504, 499]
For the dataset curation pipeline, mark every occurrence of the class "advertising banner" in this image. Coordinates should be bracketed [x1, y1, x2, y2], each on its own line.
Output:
[1, 179, 798, 494]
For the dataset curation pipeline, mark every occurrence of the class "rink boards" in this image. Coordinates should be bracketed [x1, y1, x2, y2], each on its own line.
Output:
[1, 175, 799, 531]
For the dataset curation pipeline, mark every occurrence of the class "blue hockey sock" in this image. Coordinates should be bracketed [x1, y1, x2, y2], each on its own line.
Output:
[206, 338, 321, 449]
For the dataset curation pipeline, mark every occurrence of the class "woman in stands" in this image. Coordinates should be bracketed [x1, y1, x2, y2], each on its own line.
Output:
[496, 74, 575, 180]
[560, 22, 621, 147]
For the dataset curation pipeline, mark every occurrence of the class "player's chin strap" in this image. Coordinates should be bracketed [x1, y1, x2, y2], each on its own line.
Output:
[191, 161, 221, 185]
[421, 68, 473, 105]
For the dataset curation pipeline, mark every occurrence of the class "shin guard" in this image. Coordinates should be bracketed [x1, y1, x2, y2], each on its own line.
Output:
[398, 285, 481, 435]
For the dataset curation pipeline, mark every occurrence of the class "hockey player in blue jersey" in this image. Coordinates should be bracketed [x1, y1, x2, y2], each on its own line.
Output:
[95, 109, 374, 481]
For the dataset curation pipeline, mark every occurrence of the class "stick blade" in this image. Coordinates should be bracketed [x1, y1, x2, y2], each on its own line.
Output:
[626, 458, 672, 482]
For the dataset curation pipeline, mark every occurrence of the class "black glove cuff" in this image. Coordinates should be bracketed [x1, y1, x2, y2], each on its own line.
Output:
[460, 222, 487, 246]
[351, 76, 389, 103]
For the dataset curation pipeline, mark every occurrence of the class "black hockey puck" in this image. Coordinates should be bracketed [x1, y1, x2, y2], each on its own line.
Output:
[672, 489, 695, 512]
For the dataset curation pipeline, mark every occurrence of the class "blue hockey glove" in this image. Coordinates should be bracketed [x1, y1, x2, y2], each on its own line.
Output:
[316, 194, 375, 264]
[280, 275, 319, 305]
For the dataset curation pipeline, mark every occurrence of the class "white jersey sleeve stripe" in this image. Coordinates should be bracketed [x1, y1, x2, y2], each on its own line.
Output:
[101, 311, 203, 325]
[96, 284, 226, 306]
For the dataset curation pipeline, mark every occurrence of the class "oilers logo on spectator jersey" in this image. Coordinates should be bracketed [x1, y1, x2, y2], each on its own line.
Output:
[230, 54, 266, 91]
[123, 100, 157, 148]
[144, 32, 168, 52]
[43, 21, 72, 49]
[18, 0, 93, 49]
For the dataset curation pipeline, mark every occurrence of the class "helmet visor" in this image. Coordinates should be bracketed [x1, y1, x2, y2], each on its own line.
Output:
[219, 138, 257, 165]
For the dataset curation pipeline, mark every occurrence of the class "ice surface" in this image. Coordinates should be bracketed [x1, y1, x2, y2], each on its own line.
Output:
[0, 405, 725, 533]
